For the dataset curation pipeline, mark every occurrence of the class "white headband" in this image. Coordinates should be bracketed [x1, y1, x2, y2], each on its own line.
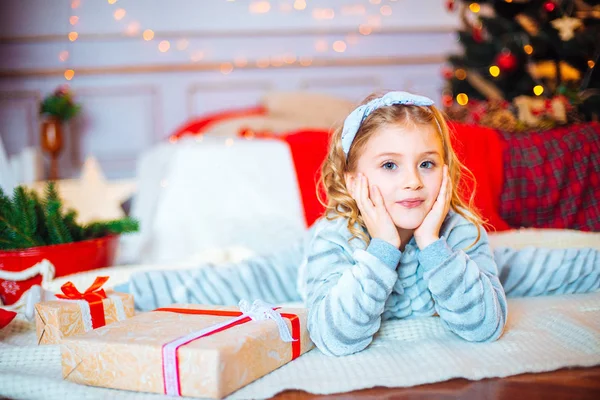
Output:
[341, 91, 436, 157]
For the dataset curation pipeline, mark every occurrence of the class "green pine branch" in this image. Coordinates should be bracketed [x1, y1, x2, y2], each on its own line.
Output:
[0, 187, 41, 249]
[83, 218, 139, 240]
[0, 183, 139, 250]
[45, 198, 73, 244]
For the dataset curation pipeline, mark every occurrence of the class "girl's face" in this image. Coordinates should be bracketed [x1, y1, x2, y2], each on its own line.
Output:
[348, 123, 445, 232]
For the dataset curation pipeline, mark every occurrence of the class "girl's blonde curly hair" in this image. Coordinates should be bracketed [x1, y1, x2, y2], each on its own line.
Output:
[317, 91, 486, 248]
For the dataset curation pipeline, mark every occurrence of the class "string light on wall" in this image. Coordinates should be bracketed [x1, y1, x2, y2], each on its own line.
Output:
[380, 5, 392, 16]
[113, 8, 126, 21]
[249, 1, 271, 14]
[59, 50, 69, 62]
[313, 8, 335, 20]
[220, 62, 234, 74]
[359, 24, 373, 35]
[299, 57, 313, 66]
[102, 0, 401, 74]
[107, 0, 164, 54]
[256, 58, 270, 68]
[64, 69, 76, 80]
[294, 1, 307, 11]
[332, 40, 347, 53]
[142, 29, 154, 41]
[283, 53, 297, 64]
[158, 40, 170, 52]
[61, 0, 81, 81]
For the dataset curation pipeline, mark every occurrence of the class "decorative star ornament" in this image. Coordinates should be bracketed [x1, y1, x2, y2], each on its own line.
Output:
[551, 17, 582, 41]
[31, 156, 136, 224]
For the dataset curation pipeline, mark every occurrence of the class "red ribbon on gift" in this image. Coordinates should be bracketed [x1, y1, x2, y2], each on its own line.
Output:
[55, 276, 109, 329]
[155, 306, 301, 396]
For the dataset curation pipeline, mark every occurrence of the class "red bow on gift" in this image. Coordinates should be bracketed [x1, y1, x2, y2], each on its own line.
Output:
[56, 276, 109, 329]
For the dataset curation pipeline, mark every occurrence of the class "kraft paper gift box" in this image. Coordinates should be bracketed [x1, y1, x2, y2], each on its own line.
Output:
[61, 300, 314, 399]
[35, 276, 134, 345]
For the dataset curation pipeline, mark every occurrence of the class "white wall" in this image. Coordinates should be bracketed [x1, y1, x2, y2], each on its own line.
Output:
[0, 0, 460, 179]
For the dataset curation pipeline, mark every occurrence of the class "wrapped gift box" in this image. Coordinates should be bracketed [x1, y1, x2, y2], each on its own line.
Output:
[35, 277, 134, 345]
[61, 301, 313, 399]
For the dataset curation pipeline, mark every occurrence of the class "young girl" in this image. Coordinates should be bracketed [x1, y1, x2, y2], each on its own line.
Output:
[299, 91, 506, 356]
[122, 91, 599, 357]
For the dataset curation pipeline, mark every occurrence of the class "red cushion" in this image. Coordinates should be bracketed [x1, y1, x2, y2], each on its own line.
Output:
[169, 106, 267, 141]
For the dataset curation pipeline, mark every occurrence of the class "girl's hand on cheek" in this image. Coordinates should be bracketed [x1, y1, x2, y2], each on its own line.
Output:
[414, 164, 451, 250]
[351, 173, 400, 249]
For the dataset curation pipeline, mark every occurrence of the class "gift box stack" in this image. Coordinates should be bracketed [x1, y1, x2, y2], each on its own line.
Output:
[34, 276, 135, 345]
[33, 277, 314, 399]
[61, 301, 313, 399]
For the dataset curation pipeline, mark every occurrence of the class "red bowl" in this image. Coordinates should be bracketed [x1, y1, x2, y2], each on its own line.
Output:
[0, 235, 119, 278]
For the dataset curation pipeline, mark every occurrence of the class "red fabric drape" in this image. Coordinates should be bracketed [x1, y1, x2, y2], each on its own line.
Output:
[448, 122, 511, 232]
[279, 130, 330, 227]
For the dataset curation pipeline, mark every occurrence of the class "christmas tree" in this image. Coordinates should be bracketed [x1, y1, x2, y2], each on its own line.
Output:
[443, 0, 599, 132]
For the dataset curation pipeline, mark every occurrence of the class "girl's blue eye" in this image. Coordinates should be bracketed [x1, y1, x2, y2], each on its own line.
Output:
[382, 162, 397, 170]
[420, 161, 435, 169]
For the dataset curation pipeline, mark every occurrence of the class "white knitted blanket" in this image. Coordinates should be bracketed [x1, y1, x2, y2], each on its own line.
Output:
[1, 291, 599, 400]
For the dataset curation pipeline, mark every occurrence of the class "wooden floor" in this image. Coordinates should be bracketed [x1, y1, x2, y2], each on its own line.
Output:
[273, 365, 600, 400]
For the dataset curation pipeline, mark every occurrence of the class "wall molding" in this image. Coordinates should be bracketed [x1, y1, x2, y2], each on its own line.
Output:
[299, 75, 382, 90]
[187, 80, 273, 118]
[0, 55, 447, 78]
[0, 26, 457, 44]
[0, 90, 41, 149]
[75, 85, 161, 142]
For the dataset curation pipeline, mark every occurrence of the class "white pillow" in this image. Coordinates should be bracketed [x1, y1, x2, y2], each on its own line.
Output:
[261, 91, 354, 130]
[123, 138, 306, 264]
[489, 228, 600, 250]
[200, 115, 325, 137]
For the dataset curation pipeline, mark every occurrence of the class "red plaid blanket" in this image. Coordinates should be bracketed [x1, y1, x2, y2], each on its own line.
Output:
[498, 122, 600, 232]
